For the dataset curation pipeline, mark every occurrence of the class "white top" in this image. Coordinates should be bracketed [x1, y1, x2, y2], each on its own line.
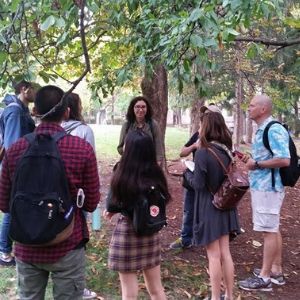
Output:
[61, 120, 95, 151]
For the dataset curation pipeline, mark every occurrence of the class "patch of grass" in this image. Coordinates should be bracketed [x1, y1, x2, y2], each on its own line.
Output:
[165, 127, 189, 160]
[0, 266, 16, 296]
[85, 231, 120, 299]
[90, 124, 189, 161]
[161, 257, 209, 299]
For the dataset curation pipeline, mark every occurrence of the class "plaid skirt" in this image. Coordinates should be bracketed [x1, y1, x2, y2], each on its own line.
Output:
[108, 215, 161, 272]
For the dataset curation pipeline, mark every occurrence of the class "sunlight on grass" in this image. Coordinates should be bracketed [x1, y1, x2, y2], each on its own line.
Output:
[90, 124, 189, 161]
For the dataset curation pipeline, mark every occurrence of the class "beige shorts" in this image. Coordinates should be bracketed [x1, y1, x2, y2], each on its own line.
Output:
[250, 190, 285, 232]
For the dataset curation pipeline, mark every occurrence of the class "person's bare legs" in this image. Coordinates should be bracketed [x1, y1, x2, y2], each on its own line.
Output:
[143, 265, 166, 300]
[271, 231, 283, 274]
[219, 235, 234, 300]
[119, 272, 139, 300]
[206, 239, 222, 300]
[260, 232, 278, 278]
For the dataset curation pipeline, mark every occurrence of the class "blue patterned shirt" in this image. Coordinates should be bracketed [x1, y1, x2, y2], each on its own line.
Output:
[249, 117, 290, 192]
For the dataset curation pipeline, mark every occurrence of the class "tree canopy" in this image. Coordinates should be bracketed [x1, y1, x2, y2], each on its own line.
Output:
[0, 0, 299, 103]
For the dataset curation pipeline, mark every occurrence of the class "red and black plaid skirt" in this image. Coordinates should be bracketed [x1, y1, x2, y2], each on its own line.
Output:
[108, 215, 161, 272]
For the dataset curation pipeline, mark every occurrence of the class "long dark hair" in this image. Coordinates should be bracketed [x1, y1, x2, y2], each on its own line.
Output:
[111, 130, 170, 206]
[66, 93, 85, 122]
[126, 96, 153, 123]
[200, 112, 232, 150]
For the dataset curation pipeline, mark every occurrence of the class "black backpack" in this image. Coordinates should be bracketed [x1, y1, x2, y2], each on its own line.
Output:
[263, 121, 300, 187]
[132, 186, 167, 236]
[9, 132, 75, 246]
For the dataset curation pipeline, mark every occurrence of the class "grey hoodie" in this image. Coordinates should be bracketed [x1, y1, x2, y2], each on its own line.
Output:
[61, 120, 95, 151]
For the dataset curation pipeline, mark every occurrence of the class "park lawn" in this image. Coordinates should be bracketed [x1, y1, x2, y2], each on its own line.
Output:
[91, 124, 189, 161]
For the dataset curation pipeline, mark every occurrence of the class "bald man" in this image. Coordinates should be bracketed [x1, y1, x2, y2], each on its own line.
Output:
[239, 94, 290, 292]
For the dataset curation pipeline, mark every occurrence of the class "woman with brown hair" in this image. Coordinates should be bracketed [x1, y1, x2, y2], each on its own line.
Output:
[185, 112, 240, 300]
[61, 93, 95, 150]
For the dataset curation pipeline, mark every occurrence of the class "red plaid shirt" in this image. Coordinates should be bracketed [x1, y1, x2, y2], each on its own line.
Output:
[0, 123, 100, 263]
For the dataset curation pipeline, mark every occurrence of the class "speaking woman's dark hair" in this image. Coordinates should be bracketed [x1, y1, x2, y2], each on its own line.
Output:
[66, 93, 85, 122]
[126, 96, 153, 123]
[200, 112, 232, 150]
[111, 130, 170, 207]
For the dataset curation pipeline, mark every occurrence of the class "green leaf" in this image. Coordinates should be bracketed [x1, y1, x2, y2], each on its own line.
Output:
[203, 38, 217, 47]
[38, 71, 50, 83]
[190, 34, 203, 48]
[246, 44, 257, 59]
[57, 32, 68, 45]
[189, 8, 202, 22]
[40, 16, 56, 31]
[0, 52, 7, 64]
[55, 17, 66, 28]
[10, 0, 21, 11]
[227, 28, 240, 36]
[183, 59, 191, 72]
[116, 69, 127, 85]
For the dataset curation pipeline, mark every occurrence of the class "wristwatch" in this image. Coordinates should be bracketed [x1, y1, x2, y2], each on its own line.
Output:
[255, 161, 261, 169]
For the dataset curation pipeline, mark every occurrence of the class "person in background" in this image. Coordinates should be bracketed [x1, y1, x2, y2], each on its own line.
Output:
[185, 112, 240, 300]
[61, 92, 97, 300]
[239, 94, 289, 291]
[61, 93, 95, 150]
[105, 130, 170, 300]
[0, 80, 36, 266]
[169, 104, 223, 250]
[117, 96, 163, 164]
[0, 85, 100, 299]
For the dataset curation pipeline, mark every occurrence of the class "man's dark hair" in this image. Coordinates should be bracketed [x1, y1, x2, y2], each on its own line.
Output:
[14, 80, 32, 94]
[35, 85, 67, 122]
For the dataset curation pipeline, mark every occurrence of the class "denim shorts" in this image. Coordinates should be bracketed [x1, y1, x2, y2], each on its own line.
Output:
[251, 190, 285, 232]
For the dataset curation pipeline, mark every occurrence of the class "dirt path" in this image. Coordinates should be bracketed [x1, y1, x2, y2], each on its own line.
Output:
[100, 159, 300, 299]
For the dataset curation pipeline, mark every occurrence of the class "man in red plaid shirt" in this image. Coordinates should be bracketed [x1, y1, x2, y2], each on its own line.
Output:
[0, 85, 100, 299]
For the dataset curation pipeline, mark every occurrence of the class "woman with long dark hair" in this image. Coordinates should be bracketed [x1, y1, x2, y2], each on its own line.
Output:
[185, 112, 240, 300]
[117, 96, 163, 163]
[105, 130, 170, 300]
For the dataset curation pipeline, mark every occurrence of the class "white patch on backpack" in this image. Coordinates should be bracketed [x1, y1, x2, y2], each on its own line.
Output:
[150, 205, 160, 217]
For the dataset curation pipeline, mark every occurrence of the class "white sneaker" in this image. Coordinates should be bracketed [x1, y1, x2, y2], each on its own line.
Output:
[83, 288, 97, 299]
[0, 252, 16, 266]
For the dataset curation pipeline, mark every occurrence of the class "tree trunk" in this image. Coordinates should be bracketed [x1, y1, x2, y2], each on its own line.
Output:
[293, 97, 300, 137]
[141, 65, 168, 166]
[233, 45, 244, 148]
[110, 94, 116, 125]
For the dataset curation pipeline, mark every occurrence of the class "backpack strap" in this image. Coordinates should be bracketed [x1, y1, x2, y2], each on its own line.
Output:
[64, 122, 84, 135]
[262, 120, 282, 188]
[23, 132, 36, 144]
[126, 119, 155, 141]
[52, 131, 66, 142]
[207, 147, 230, 175]
[24, 131, 66, 144]
[206, 147, 232, 194]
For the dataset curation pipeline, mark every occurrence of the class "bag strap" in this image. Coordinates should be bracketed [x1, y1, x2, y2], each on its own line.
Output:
[64, 122, 84, 135]
[206, 147, 231, 195]
[24, 131, 66, 144]
[207, 147, 230, 175]
[262, 120, 285, 188]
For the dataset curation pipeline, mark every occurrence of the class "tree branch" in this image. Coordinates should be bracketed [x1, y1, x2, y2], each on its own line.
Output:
[235, 36, 300, 48]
